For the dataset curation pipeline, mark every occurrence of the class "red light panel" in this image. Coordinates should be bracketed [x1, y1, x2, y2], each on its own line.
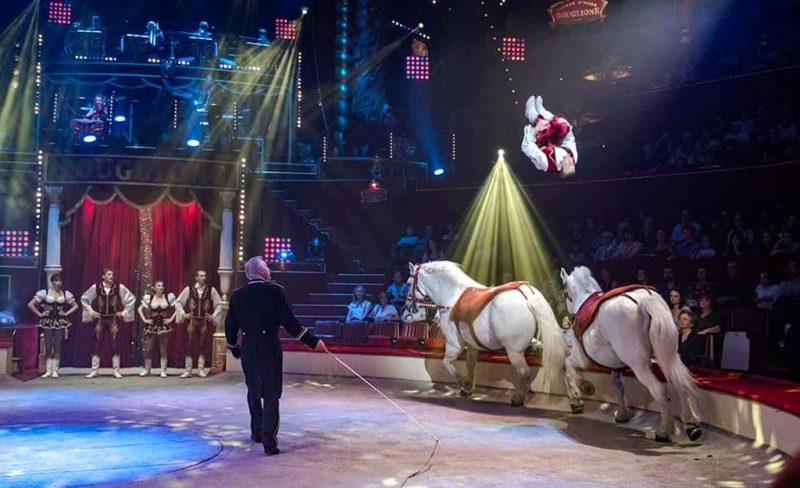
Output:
[405, 56, 430, 81]
[275, 19, 297, 40]
[263, 236, 292, 262]
[501, 37, 525, 62]
[48, 2, 72, 25]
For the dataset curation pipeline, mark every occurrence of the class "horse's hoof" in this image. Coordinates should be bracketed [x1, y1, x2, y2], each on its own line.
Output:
[579, 380, 596, 397]
[686, 426, 703, 442]
[459, 389, 473, 398]
[458, 378, 472, 390]
[570, 403, 585, 414]
[614, 410, 631, 423]
[654, 433, 671, 443]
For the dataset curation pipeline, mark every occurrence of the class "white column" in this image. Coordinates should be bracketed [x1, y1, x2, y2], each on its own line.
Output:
[213, 190, 236, 369]
[43, 186, 63, 282]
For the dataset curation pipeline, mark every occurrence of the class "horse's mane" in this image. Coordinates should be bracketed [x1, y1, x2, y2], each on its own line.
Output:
[420, 261, 482, 287]
[572, 266, 602, 293]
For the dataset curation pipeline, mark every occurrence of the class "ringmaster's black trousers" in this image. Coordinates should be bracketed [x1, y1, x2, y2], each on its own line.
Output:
[248, 392, 279, 449]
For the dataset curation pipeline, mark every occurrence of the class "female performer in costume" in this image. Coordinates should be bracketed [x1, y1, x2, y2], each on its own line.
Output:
[138, 281, 176, 377]
[520, 95, 578, 178]
[27, 274, 79, 378]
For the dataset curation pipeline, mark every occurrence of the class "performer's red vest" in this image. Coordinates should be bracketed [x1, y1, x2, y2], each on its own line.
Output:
[94, 282, 122, 316]
[188, 286, 212, 318]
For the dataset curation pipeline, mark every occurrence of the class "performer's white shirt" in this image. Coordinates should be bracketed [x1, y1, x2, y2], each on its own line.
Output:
[34, 289, 76, 305]
[174, 283, 222, 326]
[521, 122, 578, 172]
[80, 282, 136, 323]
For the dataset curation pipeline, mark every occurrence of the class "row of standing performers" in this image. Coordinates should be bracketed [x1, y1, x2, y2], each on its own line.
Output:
[28, 269, 222, 379]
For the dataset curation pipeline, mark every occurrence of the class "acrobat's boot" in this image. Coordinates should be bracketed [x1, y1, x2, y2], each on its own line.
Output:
[112, 355, 123, 379]
[160, 358, 168, 378]
[139, 359, 152, 377]
[86, 355, 100, 378]
[41, 358, 53, 378]
[179, 356, 192, 378]
[51, 359, 60, 378]
[197, 355, 208, 378]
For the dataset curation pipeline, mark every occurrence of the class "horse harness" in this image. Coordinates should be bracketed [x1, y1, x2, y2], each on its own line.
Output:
[570, 285, 657, 371]
[407, 267, 529, 351]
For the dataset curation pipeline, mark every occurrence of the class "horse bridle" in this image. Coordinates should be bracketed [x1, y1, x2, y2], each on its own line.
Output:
[406, 266, 449, 313]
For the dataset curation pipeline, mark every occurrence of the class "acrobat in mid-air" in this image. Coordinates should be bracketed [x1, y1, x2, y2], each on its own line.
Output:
[521, 95, 577, 178]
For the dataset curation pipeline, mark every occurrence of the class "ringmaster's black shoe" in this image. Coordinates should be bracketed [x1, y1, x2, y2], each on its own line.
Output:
[263, 446, 280, 456]
[250, 433, 262, 443]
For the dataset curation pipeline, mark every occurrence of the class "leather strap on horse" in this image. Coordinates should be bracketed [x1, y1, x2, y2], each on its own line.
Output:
[450, 281, 529, 351]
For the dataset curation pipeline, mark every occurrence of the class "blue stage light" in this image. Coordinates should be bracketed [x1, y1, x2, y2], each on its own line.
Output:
[433, 168, 445, 176]
[82, 134, 97, 143]
[186, 138, 201, 148]
[113, 115, 126, 122]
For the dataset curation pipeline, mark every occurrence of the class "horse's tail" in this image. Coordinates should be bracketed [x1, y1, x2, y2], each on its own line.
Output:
[525, 286, 567, 387]
[641, 292, 698, 397]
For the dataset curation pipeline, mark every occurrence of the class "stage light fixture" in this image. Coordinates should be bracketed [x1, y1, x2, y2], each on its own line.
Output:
[301, 7, 309, 15]
[501, 37, 525, 62]
[433, 168, 445, 176]
[82, 134, 97, 143]
[276, 18, 297, 40]
[113, 115, 126, 123]
[48, 2, 72, 25]
[0, 230, 31, 257]
[498, 149, 505, 157]
[405, 55, 430, 81]
[186, 138, 201, 148]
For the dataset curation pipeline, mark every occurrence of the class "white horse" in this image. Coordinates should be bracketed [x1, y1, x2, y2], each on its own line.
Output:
[561, 266, 703, 442]
[407, 261, 566, 406]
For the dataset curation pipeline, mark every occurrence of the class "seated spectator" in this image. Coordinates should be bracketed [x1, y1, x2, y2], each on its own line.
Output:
[671, 210, 702, 244]
[386, 271, 409, 310]
[598, 268, 618, 291]
[724, 231, 749, 258]
[675, 226, 702, 258]
[368, 292, 399, 323]
[568, 242, 588, 266]
[669, 288, 691, 323]
[392, 226, 420, 262]
[416, 225, 436, 256]
[687, 266, 715, 307]
[677, 310, 704, 365]
[612, 230, 643, 260]
[697, 294, 727, 362]
[716, 260, 751, 309]
[421, 239, 445, 263]
[345, 285, 372, 324]
[754, 271, 781, 312]
[440, 224, 456, 251]
[757, 231, 775, 256]
[772, 231, 800, 255]
[728, 214, 755, 247]
[656, 267, 682, 299]
[694, 235, 717, 259]
[647, 229, 676, 259]
[635, 268, 651, 286]
[592, 230, 617, 261]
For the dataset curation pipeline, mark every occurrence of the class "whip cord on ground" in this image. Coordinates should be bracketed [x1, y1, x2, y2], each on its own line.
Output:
[324, 349, 439, 487]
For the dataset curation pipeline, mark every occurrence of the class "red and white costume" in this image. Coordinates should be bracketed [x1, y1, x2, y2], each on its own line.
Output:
[521, 96, 578, 174]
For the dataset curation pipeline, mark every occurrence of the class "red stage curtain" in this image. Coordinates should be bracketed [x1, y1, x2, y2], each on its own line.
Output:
[61, 197, 141, 367]
[151, 201, 214, 366]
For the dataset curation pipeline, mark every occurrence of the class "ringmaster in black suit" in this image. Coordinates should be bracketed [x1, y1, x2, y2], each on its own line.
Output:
[226, 257, 326, 455]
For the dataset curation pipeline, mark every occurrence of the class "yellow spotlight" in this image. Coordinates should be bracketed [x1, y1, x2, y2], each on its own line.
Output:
[449, 153, 557, 287]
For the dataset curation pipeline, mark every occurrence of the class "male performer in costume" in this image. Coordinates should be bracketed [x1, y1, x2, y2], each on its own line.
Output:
[80, 268, 136, 378]
[225, 257, 326, 456]
[175, 270, 222, 378]
[520, 95, 578, 178]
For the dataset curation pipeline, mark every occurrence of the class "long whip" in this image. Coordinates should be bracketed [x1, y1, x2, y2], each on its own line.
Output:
[324, 348, 439, 487]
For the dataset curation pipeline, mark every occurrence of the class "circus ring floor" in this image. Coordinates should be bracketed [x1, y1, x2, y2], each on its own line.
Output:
[0, 367, 791, 488]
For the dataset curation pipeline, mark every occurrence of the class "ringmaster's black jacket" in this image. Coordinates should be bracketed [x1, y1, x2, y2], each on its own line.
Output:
[225, 279, 319, 399]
